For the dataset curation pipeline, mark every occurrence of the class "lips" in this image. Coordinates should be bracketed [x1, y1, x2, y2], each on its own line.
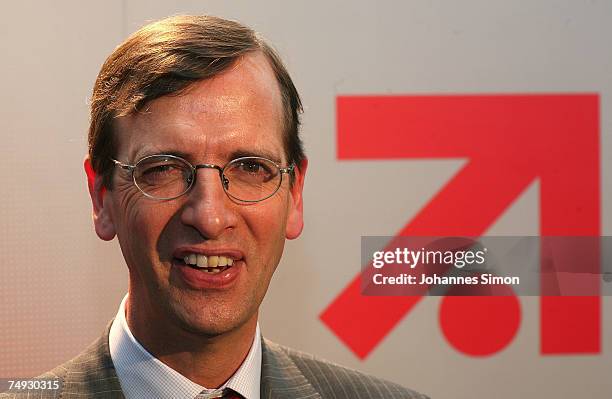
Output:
[179, 253, 234, 273]
[171, 247, 244, 289]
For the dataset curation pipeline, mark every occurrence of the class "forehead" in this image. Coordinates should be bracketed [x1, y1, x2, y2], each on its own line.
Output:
[114, 51, 285, 162]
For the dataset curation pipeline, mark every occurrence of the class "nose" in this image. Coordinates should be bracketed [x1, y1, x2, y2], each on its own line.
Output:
[179, 168, 237, 239]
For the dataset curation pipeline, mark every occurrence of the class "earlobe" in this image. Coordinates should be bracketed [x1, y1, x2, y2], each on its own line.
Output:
[285, 158, 307, 240]
[84, 157, 116, 241]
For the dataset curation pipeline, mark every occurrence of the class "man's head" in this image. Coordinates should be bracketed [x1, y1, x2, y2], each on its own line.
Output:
[88, 14, 305, 189]
[85, 15, 307, 338]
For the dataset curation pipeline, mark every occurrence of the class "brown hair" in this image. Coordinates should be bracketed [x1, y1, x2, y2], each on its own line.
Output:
[88, 14, 304, 188]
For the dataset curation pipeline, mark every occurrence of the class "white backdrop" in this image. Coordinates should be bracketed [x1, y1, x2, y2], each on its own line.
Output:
[1, 1, 611, 398]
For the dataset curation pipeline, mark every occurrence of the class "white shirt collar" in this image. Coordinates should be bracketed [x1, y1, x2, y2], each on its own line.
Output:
[109, 294, 261, 399]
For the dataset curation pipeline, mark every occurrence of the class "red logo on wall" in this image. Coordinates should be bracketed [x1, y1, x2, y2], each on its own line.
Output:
[321, 94, 600, 358]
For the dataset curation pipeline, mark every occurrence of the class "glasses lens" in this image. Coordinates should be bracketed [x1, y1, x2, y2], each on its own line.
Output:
[223, 157, 281, 202]
[133, 155, 193, 199]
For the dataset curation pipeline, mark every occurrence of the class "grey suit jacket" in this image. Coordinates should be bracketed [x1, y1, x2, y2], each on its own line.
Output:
[1, 324, 428, 399]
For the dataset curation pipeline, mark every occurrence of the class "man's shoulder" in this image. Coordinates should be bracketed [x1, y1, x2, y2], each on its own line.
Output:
[262, 339, 429, 399]
[1, 328, 124, 399]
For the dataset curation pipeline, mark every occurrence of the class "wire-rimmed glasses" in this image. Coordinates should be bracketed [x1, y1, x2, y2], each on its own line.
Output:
[111, 154, 294, 203]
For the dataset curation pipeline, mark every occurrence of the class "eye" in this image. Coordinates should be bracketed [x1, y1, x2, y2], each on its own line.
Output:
[226, 158, 278, 184]
[142, 164, 175, 176]
[239, 160, 265, 174]
[135, 157, 191, 186]
[239, 159, 275, 176]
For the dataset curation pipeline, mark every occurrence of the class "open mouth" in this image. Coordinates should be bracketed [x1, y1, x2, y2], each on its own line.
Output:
[176, 254, 234, 274]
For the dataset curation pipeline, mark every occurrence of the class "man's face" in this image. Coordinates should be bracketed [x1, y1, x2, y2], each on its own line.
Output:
[89, 52, 306, 336]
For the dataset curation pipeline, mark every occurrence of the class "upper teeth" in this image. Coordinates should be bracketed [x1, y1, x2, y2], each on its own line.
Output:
[183, 254, 234, 268]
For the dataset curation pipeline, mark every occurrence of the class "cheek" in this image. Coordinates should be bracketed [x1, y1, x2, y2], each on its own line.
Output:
[242, 196, 290, 258]
[113, 181, 143, 221]
[112, 186, 177, 261]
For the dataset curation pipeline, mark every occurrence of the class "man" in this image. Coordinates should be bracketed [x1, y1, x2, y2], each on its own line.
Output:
[2, 15, 427, 399]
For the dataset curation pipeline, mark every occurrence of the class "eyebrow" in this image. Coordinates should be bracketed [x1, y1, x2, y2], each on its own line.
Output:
[130, 147, 181, 162]
[227, 149, 283, 165]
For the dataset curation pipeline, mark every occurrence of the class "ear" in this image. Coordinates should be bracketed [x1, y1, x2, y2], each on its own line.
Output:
[285, 158, 307, 240]
[84, 156, 116, 241]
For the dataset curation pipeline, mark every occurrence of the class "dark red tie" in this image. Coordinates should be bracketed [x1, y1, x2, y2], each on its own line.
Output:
[222, 388, 243, 398]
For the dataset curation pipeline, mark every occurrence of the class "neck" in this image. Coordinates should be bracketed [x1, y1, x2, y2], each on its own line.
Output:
[125, 291, 257, 389]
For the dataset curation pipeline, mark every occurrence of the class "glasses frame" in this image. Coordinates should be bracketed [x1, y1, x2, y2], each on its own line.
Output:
[111, 154, 294, 203]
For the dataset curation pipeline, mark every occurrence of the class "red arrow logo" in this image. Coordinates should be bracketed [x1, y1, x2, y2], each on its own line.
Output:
[321, 94, 600, 358]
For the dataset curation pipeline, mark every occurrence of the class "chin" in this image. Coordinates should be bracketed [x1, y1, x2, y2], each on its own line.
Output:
[168, 294, 254, 337]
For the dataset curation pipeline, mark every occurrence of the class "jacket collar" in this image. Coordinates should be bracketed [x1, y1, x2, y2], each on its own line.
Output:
[57, 321, 125, 398]
[260, 338, 321, 399]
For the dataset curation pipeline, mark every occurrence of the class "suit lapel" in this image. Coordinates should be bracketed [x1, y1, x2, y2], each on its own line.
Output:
[59, 322, 125, 398]
[260, 339, 321, 399]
